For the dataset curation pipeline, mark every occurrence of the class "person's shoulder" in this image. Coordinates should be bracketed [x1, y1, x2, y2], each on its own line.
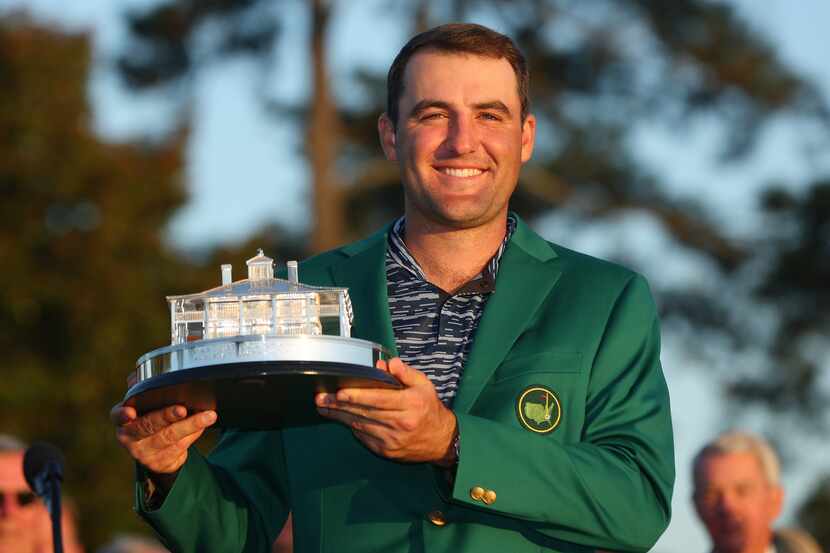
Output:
[510, 216, 650, 292]
[548, 241, 641, 284]
[299, 225, 390, 273]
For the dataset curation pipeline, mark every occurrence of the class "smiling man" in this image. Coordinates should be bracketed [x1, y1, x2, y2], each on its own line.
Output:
[113, 23, 674, 553]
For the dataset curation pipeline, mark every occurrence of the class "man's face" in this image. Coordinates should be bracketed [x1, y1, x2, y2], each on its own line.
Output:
[694, 451, 783, 553]
[379, 50, 536, 230]
[0, 451, 48, 553]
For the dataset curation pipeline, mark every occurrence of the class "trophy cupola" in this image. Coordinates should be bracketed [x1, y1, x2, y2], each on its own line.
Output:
[246, 249, 274, 281]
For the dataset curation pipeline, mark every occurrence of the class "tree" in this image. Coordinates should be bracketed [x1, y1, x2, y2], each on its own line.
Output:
[0, 16, 192, 547]
[798, 475, 830, 552]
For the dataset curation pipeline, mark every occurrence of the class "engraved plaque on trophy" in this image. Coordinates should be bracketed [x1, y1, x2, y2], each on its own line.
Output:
[123, 250, 399, 429]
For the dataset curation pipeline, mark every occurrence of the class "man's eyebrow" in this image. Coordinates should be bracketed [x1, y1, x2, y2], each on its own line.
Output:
[408, 100, 451, 119]
[474, 101, 512, 117]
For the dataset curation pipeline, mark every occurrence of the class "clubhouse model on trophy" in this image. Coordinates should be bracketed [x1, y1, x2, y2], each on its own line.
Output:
[124, 250, 398, 428]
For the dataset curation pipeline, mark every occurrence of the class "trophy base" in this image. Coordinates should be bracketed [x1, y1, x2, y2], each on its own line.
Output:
[123, 361, 400, 429]
[125, 335, 398, 429]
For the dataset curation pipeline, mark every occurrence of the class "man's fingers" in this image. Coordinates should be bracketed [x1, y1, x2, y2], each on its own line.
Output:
[386, 357, 426, 387]
[110, 404, 137, 426]
[317, 406, 393, 433]
[146, 410, 217, 448]
[319, 389, 404, 412]
[122, 406, 209, 440]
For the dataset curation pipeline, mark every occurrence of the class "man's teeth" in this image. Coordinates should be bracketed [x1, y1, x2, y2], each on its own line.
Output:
[440, 167, 483, 177]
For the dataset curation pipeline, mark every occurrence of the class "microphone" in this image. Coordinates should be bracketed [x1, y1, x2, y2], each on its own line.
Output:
[23, 442, 65, 553]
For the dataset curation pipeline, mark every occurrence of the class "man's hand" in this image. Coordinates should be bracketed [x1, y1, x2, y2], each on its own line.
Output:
[110, 404, 217, 485]
[315, 358, 457, 465]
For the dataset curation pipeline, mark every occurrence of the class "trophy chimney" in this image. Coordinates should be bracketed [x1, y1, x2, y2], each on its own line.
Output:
[287, 260, 299, 284]
[221, 264, 232, 286]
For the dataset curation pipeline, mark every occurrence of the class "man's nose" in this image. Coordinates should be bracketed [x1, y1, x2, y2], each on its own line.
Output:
[444, 116, 477, 155]
[715, 491, 740, 516]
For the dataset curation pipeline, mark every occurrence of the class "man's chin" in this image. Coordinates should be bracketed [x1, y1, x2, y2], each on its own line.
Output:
[429, 205, 503, 230]
[715, 532, 747, 553]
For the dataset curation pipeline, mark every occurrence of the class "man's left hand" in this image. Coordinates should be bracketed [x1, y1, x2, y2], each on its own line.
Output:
[315, 357, 457, 465]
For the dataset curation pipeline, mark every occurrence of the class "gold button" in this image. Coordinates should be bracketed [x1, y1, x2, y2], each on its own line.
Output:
[470, 486, 485, 501]
[427, 510, 447, 527]
[482, 489, 497, 505]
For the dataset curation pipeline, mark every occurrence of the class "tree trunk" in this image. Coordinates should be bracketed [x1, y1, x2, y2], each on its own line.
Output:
[308, 0, 345, 253]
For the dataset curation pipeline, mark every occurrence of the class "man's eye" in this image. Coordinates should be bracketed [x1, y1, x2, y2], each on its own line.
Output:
[480, 112, 502, 121]
[735, 484, 753, 497]
[421, 112, 446, 121]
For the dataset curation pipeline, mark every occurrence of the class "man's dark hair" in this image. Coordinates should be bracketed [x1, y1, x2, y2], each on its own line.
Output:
[386, 23, 530, 127]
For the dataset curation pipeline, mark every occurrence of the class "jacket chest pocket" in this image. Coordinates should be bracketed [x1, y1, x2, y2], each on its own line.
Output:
[471, 350, 586, 442]
[495, 349, 583, 379]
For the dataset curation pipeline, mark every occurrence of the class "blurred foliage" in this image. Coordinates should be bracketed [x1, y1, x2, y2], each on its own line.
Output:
[117, 0, 279, 89]
[798, 475, 830, 552]
[0, 16, 309, 547]
[1, 0, 829, 547]
[728, 182, 830, 416]
[0, 17, 190, 546]
[116, 0, 829, 262]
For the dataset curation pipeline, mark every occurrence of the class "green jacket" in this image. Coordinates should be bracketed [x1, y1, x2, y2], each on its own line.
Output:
[138, 216, 674, 552]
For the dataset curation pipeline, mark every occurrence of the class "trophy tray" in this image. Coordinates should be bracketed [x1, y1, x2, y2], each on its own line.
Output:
[124, 335, 399, 429]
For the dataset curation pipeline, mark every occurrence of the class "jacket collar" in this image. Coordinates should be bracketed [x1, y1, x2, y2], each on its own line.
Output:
[452, 216, 561, 413]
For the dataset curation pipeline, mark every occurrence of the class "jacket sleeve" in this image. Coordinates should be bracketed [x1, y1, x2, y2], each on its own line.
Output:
[136, 429, 289, 553]
[449, 274, 674, 552]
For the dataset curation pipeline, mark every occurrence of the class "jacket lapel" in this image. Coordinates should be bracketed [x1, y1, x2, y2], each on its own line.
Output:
[330, 228, 399, 356]
[453, 218, 562, 414]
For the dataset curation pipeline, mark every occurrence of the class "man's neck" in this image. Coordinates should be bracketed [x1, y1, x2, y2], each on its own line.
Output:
[402, 213, 509, 294]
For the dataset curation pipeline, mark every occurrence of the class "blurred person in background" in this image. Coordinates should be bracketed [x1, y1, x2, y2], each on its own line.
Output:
[0, 434, 84, 553]
[693, 430, 822, 553]
[95, 535, 168, 553]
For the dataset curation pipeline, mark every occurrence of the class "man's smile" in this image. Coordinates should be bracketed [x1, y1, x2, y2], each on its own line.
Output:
[433, 165, 489, 178]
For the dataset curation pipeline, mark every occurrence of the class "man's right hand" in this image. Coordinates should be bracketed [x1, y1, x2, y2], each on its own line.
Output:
[110, 404, 217, 487]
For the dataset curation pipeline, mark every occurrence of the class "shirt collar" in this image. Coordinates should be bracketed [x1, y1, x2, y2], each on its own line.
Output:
[387, 214, 517, 291]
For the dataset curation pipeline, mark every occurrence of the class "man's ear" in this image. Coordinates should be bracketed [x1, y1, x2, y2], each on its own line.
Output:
[378, 113, 398, 162]
[520, 113, 536, 163]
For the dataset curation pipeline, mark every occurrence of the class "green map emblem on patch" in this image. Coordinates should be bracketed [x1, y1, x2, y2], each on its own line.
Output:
[516, 385, 561, 434]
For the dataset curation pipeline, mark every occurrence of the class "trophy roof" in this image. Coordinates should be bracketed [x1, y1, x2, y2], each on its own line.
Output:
[166, 277, 348, 302]
[166, 249, 350, 305]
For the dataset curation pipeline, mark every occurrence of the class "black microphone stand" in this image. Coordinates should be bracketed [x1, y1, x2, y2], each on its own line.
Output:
[24, 444, 65, 553]
[42, 459, 64, 553]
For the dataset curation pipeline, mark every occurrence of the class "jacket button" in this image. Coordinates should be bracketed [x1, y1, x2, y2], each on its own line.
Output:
[482, 489, 497, 505]
[427, 510, 447, 527]
[470, 486, 485, 501]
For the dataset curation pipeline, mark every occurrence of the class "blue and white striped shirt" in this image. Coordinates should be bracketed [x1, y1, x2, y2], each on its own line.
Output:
[385, 215, 517, 405]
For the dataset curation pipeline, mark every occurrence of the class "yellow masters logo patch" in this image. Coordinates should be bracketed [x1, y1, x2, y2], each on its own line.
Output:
[516, 385, 561, 434]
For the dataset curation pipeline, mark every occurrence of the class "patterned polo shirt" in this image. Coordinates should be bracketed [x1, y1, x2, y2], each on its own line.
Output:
[385, 215, 517, 406]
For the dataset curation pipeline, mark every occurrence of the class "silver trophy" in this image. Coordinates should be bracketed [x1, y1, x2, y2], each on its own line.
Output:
[123, 250, 398, 428]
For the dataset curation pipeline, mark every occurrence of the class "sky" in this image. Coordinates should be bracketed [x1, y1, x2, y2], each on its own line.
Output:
[2, 1, 829, 551]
